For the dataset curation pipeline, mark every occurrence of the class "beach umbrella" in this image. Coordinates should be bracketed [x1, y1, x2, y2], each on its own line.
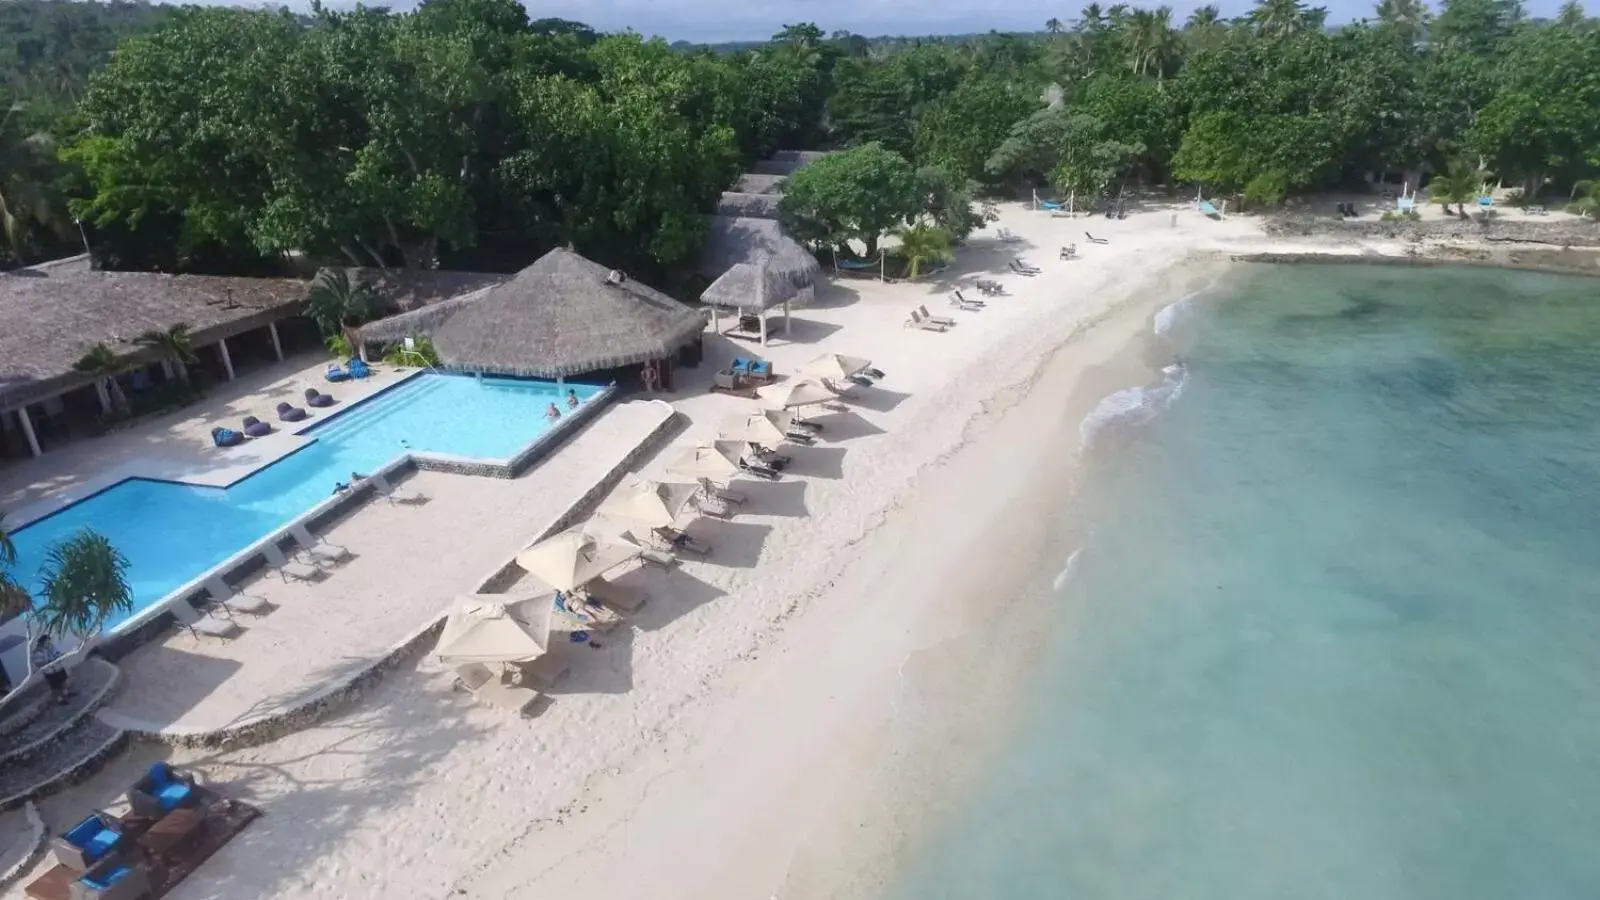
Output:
[717, 410, 793, 447]
[757, 377, 836, 410]
[436, 592, 557, 665]
[800, 354, 872, 382]
[514, 527, 640, 593]
[664, 441, 746, 481]
[596, 476, 701, 529]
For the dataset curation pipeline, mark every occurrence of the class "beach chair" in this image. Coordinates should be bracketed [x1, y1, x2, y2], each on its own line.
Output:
[585, 577, 648, 613]
[454, 663, 541, 717]
[369, 476, 427, 506]
[996, 227, 1022, 243]
[217, 591, 271, 617]
[1011, 259, 1041, 274]
[905, 310, 949, 332]
[949, 294, 984, 312]
[187, 612, 242, 640]
[698, 477, 747, 506]
[1008, 260, 1038, 276]
[1085, 232, 1109, 244]
[653, 526, 711, 556]
[1059, 244, 1078, 260]
[1198, 200, 1221, 219]
[272, 556, 325, 583]
[918, 305, 957, 327]
[289, 523, 351, 567]
[731, 357, 774, 383]
[555, 592, 626, 634]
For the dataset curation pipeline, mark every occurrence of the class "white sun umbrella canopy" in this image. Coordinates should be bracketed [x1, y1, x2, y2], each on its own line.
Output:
[436, 592, 557, 665]
[596, 475, 702, 529]
[665, 441, 747, 481]
[717, 410, 793, 447]
[757, 377, 836, 410]
[514, 526, 641, 594]
[800, 353, 873, 382]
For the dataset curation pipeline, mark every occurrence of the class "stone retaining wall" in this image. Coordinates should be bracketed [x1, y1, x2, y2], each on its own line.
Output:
[0, 727, 129, 813]
[0, 660, 120, 769]
[1234, 244, 1600, 278]
[111, 402, 681, 750]
[0, 803, 46, 892]
[1266, 213, 1600, 247]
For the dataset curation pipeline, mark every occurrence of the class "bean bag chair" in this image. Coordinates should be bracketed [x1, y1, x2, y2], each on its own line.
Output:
[325, 363, 350, 382]
[212, 427, 244, 447]
[305, 388, 336, 408]
[348, 358, 372, 379]
[242, 416, 272, 438]
[276, 402, 309, 422]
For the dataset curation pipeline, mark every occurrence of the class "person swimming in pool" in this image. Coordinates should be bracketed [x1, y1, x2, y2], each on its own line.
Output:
[545, 403, 562, 422]
[566, 389, 580, 410]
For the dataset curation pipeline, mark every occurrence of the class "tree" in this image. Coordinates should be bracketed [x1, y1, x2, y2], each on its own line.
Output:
[1432, 160, 1486, 217]
[0, 101, 68, 264]
[1375, 0, 1430, 43]
[1556, 1, 1587, 26]
[1569, 180, 1600, 219]
[72, 343, 129, 415]
[893, 222, 953, 279]
[914, 165, 987, 240]
[1469, 24, 1600, 197]
[0, 512, 23, 624]
[780, 142, 919, 258]
[304, 269, 381, 339]
[1047, 17, 1066, 34]
[914, 76, 1039, 183]
[133, 323, 197, 385]
[1251, 0, 1317, 37]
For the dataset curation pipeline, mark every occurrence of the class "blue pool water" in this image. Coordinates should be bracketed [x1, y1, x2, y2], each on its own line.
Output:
[4, 374, 601, 630]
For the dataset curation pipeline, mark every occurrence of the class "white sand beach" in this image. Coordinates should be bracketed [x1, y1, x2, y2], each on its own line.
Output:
[6, 202, 1413, 900]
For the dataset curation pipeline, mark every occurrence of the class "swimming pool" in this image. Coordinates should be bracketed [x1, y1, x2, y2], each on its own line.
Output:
[3, 374, 603, 631]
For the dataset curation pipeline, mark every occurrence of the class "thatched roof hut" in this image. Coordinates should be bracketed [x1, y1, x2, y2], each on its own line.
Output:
[330, 268, 509, 313]
[700, 259, 798, 312]
[716, 192, 782, 220]
[1, 264, 308, 409]
[356, 247, 706, 378]
[699, 216, 821, 289]
[734, 173, 788, 195]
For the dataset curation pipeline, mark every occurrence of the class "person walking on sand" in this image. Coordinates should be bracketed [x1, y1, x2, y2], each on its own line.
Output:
[545, 403, 562, 422]
[31, 635, 73, 705]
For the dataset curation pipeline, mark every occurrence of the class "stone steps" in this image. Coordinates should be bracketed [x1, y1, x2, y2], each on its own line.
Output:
[0, 658, 120, 768]
[0, 717, 127, 812]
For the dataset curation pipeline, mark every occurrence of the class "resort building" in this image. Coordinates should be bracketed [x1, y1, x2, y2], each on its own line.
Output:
[0, 256, 317, 461]
[698, 151, 827, 345]
[357, 246, 708, 389]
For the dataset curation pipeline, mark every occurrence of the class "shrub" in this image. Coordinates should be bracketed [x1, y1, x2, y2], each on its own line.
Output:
[326, 333, 353, 359]
[380, 335, 441, 367]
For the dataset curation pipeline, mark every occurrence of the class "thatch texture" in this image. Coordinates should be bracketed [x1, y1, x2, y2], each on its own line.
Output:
[700, 259, 799, 311]
[734, 173, 787, 195]
[1, 265, 308, 409]
[716, 192, 782, 220]
[699, 216, 821, 289]
[332, 268, 508, 313]
[357, 247, 706, 378]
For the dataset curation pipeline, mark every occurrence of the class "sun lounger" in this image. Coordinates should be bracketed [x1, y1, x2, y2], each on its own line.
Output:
[905, 309, 949, 332]
[738, 457, 781, 480]
[219, 592, 271, 616]
[1085, 232, 1108, 244]
[555, 593, 626, 633]
[188, 613, 241, 640]
[654, 527, 711, 556]
[918, 305, 957, 326]
[367, 476, 427, 505]
[698, 477, 746, 505]
[289, 523, 351, 567]
[510, 654, 570, 690]
[275, 559, 324, 583]
[454, 663, 541, 717]
[585, 577, 648, 613]
[1011, 259, 1041, 273]
[996, 227, 1022, 242]
[1059, 244, 1078, 259]
[949, 295, 984, 312]
[1008, 260, 1038, 276]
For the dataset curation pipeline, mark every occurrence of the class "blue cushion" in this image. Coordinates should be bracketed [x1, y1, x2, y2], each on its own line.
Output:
[80, 865, 132, 891]
[85, 829, 121, 860]
[749, 360, 772, 374]
[155, 782, 192, 810]
[730, 358, 750, 372]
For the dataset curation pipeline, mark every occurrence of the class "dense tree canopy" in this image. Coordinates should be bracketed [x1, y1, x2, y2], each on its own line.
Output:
[3, 0, 1599, 274]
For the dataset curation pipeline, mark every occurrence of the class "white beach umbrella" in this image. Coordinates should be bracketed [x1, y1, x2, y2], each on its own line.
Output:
[717, 410, 793, 447]
[436, 592, 557, 665]
[596, 476, 702, 529]
[514, 527, 640, 594]
[757, 378, 836, 410]
[664, 441, 746, 481]
[800, 354, 872, 382]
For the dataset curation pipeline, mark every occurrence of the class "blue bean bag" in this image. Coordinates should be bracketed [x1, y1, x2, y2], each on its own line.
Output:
[211, 427, 244, 447]
[242, 416, 272, 438]
[276, 402, 308, 422]
[305, 388, 335, 408]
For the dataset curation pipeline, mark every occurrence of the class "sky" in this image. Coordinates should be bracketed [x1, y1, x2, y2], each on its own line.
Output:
[199, 0, 1571, 44]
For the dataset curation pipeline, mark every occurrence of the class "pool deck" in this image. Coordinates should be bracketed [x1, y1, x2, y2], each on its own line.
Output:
[0, 356, 417, 528]
[94, 398, 675, 736]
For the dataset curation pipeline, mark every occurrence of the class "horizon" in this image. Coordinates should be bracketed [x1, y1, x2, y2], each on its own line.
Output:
[170, 0, 1572, 45]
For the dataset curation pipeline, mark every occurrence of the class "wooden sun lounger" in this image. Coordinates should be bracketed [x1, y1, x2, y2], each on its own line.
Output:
[455, 663, 541, 717]
[906, 310, 948, 332]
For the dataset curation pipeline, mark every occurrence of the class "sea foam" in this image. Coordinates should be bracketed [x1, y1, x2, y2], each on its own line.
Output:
[1079, 364, 1189, 452]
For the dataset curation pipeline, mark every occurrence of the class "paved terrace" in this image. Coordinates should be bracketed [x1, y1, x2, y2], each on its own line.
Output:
[93, 399, 673, 736]
[0, 355, 412, 525]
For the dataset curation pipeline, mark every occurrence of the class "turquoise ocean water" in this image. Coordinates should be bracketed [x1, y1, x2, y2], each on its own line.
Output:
[888, 264, 1600, 899]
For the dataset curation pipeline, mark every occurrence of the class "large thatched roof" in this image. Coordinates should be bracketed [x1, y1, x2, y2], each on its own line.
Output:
[734, 173, 787, 195]
[1, 263, 309, 409]
[716, 192, 782, 220]
[699, 216, 821, 288]
[700, 259, 798, 311]
[332, 267, 509, 313]
[356, 247, 706, 378]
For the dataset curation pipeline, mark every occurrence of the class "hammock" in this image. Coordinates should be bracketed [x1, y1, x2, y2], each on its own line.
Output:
[1198, 200, 1220, 218]
[836, 257, 881, 270]
[1039, 200, 1065, 210]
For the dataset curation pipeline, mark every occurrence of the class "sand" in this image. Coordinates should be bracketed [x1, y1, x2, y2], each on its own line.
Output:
[5, 201, 1410, 900]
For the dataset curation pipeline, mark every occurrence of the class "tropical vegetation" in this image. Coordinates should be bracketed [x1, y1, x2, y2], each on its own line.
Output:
[0, 0, 1597, 280]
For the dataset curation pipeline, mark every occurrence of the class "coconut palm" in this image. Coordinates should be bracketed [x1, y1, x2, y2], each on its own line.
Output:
[0, 511, 14, 565]
[1129, 6, 1182, 79]
[894, 222, 953, 280]
[1433, 161, 1487, 218]
[304, 268, 380, 341]
[1376, 0, 1430, 41]
[0, 102, 60, 262]
[1046, 16, 1065, 34]
[1252, 0, 1311, 36]
[134, 322, 198, 385]
[34, 529, 132, 640]
[1556, 0, 1586, 26]
[72, 343, 131, 415]
[1568, 180, 1600, 220]
[0, 512, 23, 623]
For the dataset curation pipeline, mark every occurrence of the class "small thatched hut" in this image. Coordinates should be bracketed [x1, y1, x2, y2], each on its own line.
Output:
[699, 258, 800, 346]
[357, 247, 706, 388]
[698, 217, 822, 294]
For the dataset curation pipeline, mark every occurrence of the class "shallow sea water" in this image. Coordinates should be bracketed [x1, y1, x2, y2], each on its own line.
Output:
[886, 264, 1600, 899]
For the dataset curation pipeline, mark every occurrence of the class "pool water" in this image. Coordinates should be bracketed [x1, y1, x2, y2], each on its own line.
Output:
[4, 374, 601, 630]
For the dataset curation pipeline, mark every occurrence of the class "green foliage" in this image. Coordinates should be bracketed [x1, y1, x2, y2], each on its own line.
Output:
[382, 335, 442, 367]
[1432, 160, 1488, 218]
[914, 166, 987, 241]
[305, 269, 382, 338]
[1570, 181, 1600, 220]
[72, 342, 130, 413]
[892, 222, 954, 280]
[326, 333, 355, 360]
[781, 143, 920, 257]
[133, 323, 197, 379]
[34, 529, 133, 640]
[1242, 171, 1289, 207]
[0, 512, 13, 566]
[913, 76, 1039, 183]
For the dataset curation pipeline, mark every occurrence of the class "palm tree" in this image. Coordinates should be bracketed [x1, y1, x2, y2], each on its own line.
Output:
[72, 343, 130, 415]
[1375, 0, 1430, 41]
[134, 323, 198, 385]
[0, 102, 57, 263]
[894, 223, 953, 280]
[1568, 180, 1600, 220]
[0, 512, 23, 624]
[34, 530, 133, 640]
[1046, 16, 1065, 34]
[1129, 6, 1182, 79]
[0, 511, 14, 565]
[1432, 161, 1487, 218]
[1252, 0, 1310, 37]
[304, 268, 379, 341]
[1556, 0, 1586, 26]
